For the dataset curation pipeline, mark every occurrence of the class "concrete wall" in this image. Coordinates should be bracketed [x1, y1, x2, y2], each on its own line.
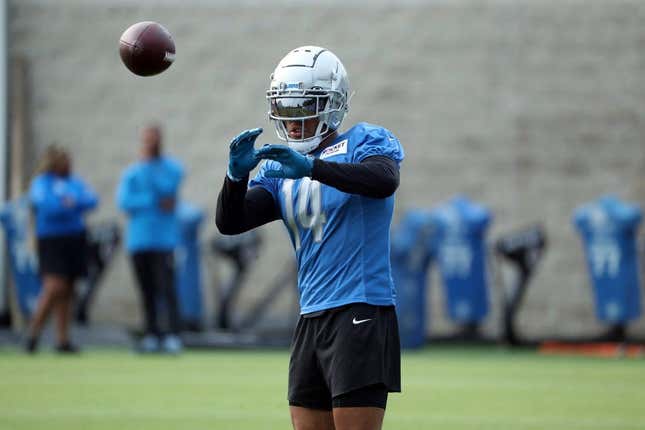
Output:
[9, 0, 645, 337]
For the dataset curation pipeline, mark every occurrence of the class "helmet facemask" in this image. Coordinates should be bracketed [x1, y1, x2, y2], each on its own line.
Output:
[267, 87, 347, 154]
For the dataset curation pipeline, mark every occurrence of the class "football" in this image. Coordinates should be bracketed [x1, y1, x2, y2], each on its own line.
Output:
[119, 21, 175, 76]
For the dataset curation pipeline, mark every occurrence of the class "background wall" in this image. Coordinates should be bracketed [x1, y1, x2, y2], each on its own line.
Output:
[9, 0, 645, 337]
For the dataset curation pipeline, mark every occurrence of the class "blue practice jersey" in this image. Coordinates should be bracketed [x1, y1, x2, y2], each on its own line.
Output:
[250, 122, 404, 314]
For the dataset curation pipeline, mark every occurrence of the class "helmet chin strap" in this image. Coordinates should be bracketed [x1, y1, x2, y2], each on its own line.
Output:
[287, 135, 322, 154]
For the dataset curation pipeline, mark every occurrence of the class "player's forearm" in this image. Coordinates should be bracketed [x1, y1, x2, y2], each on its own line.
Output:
[77, 190, 99, 212]
[311, 155, 400, 198]
[116, 190, 156, 213]
[216, 176, 279, 235]
[40, 205, 75, 219]
[34, 195, 77, 218]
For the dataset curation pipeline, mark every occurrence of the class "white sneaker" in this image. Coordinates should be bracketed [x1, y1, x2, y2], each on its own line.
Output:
[138, 334, 160, 353]
[162, 335, 183, 354]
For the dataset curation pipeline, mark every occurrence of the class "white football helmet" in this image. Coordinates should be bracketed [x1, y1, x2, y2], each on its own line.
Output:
[267, 46, 350, 154]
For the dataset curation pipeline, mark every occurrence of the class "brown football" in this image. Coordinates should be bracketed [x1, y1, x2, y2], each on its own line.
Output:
[119, 21, 175, 76]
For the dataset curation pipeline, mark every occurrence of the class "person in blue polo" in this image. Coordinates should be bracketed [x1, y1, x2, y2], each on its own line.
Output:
[26, 145, 98, 353]
[117, 125, 184, 353]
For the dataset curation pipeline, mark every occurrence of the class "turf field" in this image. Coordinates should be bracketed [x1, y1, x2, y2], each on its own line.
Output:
[1, 346, 643, 430]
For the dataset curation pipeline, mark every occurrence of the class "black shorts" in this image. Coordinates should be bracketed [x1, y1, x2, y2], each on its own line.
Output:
[37, 232, 88, 279]
[288, 303, 401, 410]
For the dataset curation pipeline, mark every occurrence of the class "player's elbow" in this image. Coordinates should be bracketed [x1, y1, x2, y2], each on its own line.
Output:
[373, 174, 399, 198]
[215, 215, 232, 235]
[215, 213, 244, 235]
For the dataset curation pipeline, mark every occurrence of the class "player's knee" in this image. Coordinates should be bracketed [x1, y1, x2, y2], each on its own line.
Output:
[289, 406, 334, 430]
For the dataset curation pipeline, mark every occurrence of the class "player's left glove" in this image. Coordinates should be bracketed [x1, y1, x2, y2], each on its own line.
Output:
[255, 145, 314, 179]
[227, 128, 263, 181]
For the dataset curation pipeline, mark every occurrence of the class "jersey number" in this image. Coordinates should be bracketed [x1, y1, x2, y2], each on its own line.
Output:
[282, 178, 327, 251]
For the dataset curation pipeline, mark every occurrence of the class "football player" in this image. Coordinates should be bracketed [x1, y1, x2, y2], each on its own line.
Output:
[216, 46, 404, 430]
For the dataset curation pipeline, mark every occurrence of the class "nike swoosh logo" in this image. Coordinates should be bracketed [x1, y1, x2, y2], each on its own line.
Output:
[352, 317, 372, 325]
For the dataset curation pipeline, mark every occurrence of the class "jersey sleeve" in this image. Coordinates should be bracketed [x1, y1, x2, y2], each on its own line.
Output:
[116, 167, 156, 214]
[155, 158, 184, 196]
[352, 125, 405, 164]
[248, 160, 281, 202]
[72, 175, 99, 212]
[28, 176, 46, 208]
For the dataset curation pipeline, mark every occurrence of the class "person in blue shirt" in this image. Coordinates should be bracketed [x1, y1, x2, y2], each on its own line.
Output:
[117, 125, 184, 354]
[216, 47, 403, 430]
[26, 145, 98, 353]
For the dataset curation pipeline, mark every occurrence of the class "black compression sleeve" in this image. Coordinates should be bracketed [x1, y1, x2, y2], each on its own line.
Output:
[215, 176, 280, 235]
[216, 155, 399, 233]
[311, 155, 400, 198]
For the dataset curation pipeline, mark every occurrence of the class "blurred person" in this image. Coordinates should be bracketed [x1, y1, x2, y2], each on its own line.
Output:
[216, 47, 403, 430]
[26, 145, 99, 353]
[116, 125, 184, 354]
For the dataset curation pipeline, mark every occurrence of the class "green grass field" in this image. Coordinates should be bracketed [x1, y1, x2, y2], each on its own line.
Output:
[1, 346, 643, 430]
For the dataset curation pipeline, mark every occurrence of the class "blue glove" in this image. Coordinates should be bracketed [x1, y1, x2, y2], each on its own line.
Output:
[227, 128, 263, 181]
[255, 144, 314, 179]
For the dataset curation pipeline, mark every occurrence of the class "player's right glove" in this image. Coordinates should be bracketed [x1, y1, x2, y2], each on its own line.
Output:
[255, 144, 314, 179]
[227, 128, 263, 181]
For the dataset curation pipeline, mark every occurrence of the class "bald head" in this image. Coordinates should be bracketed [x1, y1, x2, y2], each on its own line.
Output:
[140, 125, 162, 160]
